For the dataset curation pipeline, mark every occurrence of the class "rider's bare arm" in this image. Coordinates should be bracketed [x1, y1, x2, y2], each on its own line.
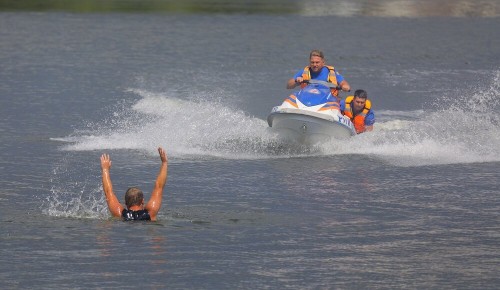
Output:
[287, 77, 302, 89]
[339, 80, 350, 92]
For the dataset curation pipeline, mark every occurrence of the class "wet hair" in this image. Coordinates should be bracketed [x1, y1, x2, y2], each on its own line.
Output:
[354, 89, 368, 99]
[309, 49, 325, 60]
[124, 187, 144, 208]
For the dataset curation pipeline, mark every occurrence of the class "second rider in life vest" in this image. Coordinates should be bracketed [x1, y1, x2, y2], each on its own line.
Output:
[340, 89, 375, 134]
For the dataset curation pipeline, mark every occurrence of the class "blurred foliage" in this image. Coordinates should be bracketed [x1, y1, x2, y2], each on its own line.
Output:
[0, 0, 299, 14]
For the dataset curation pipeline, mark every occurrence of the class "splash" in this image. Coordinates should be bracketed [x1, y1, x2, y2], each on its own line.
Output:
[55, 88, 316, 158]
[320, 71, 500, 166]
[55, 72, 500, 166]
[45, 73, 500, 218]
[42, 154, 109, 219]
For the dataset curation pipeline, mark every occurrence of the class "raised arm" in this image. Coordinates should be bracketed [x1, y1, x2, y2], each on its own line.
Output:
[100, 154, 124, 218]
[145, 147, 168, 221]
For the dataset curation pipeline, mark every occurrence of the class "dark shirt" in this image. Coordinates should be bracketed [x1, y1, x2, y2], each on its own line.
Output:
[121, 209, 151, 221]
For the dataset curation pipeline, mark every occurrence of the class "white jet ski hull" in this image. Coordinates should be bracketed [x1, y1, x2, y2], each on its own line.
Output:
[267, 107, 356, 144]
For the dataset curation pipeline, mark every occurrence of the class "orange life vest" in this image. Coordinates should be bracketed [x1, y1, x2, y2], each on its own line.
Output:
[343, 96, 372, 134]
[300, 65, 340, 97]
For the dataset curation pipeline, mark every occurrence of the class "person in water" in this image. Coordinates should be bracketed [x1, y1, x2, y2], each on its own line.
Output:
[340, 89, 375, 134]
[287, 49, 351, 100]
[100, 147, 168, 221]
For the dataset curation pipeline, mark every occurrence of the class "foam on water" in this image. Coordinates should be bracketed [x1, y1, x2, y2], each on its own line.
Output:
[55, 71, 500, 166]
[47, 73, 500, 219]
[56, 88, 282, 158]
[322, 71, 500, 166]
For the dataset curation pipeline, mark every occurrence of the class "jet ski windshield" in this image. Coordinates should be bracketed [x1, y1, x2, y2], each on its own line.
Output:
[296, 80, 336, 107]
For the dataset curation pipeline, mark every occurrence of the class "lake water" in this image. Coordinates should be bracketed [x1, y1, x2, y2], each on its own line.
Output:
[1, 1, 500, 288]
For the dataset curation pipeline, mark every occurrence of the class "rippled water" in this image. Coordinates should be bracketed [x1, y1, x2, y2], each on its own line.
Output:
[1, 3, 499, 289]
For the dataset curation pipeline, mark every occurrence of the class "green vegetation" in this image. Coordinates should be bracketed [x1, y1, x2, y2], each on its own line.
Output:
[0, 0, 299, 14]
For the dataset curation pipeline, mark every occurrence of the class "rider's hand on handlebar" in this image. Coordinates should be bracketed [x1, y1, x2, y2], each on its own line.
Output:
[336, 86, 351, 92]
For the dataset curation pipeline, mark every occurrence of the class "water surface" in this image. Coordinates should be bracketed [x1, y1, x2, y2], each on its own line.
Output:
[1, 3, 499, 289]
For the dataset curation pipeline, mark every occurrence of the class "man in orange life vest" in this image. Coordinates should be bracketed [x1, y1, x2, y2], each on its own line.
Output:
[287, 49, 350, 111]
[340, 89, 375, 134]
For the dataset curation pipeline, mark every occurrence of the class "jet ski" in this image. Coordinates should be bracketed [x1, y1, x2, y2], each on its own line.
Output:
[267, 79, 356, 144]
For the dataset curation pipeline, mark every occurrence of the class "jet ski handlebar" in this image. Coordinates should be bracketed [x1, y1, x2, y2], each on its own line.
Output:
[302, 79, 343, 90]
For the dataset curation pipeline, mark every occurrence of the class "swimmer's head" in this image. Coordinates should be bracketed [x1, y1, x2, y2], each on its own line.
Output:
[124, 187, 144, 208]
